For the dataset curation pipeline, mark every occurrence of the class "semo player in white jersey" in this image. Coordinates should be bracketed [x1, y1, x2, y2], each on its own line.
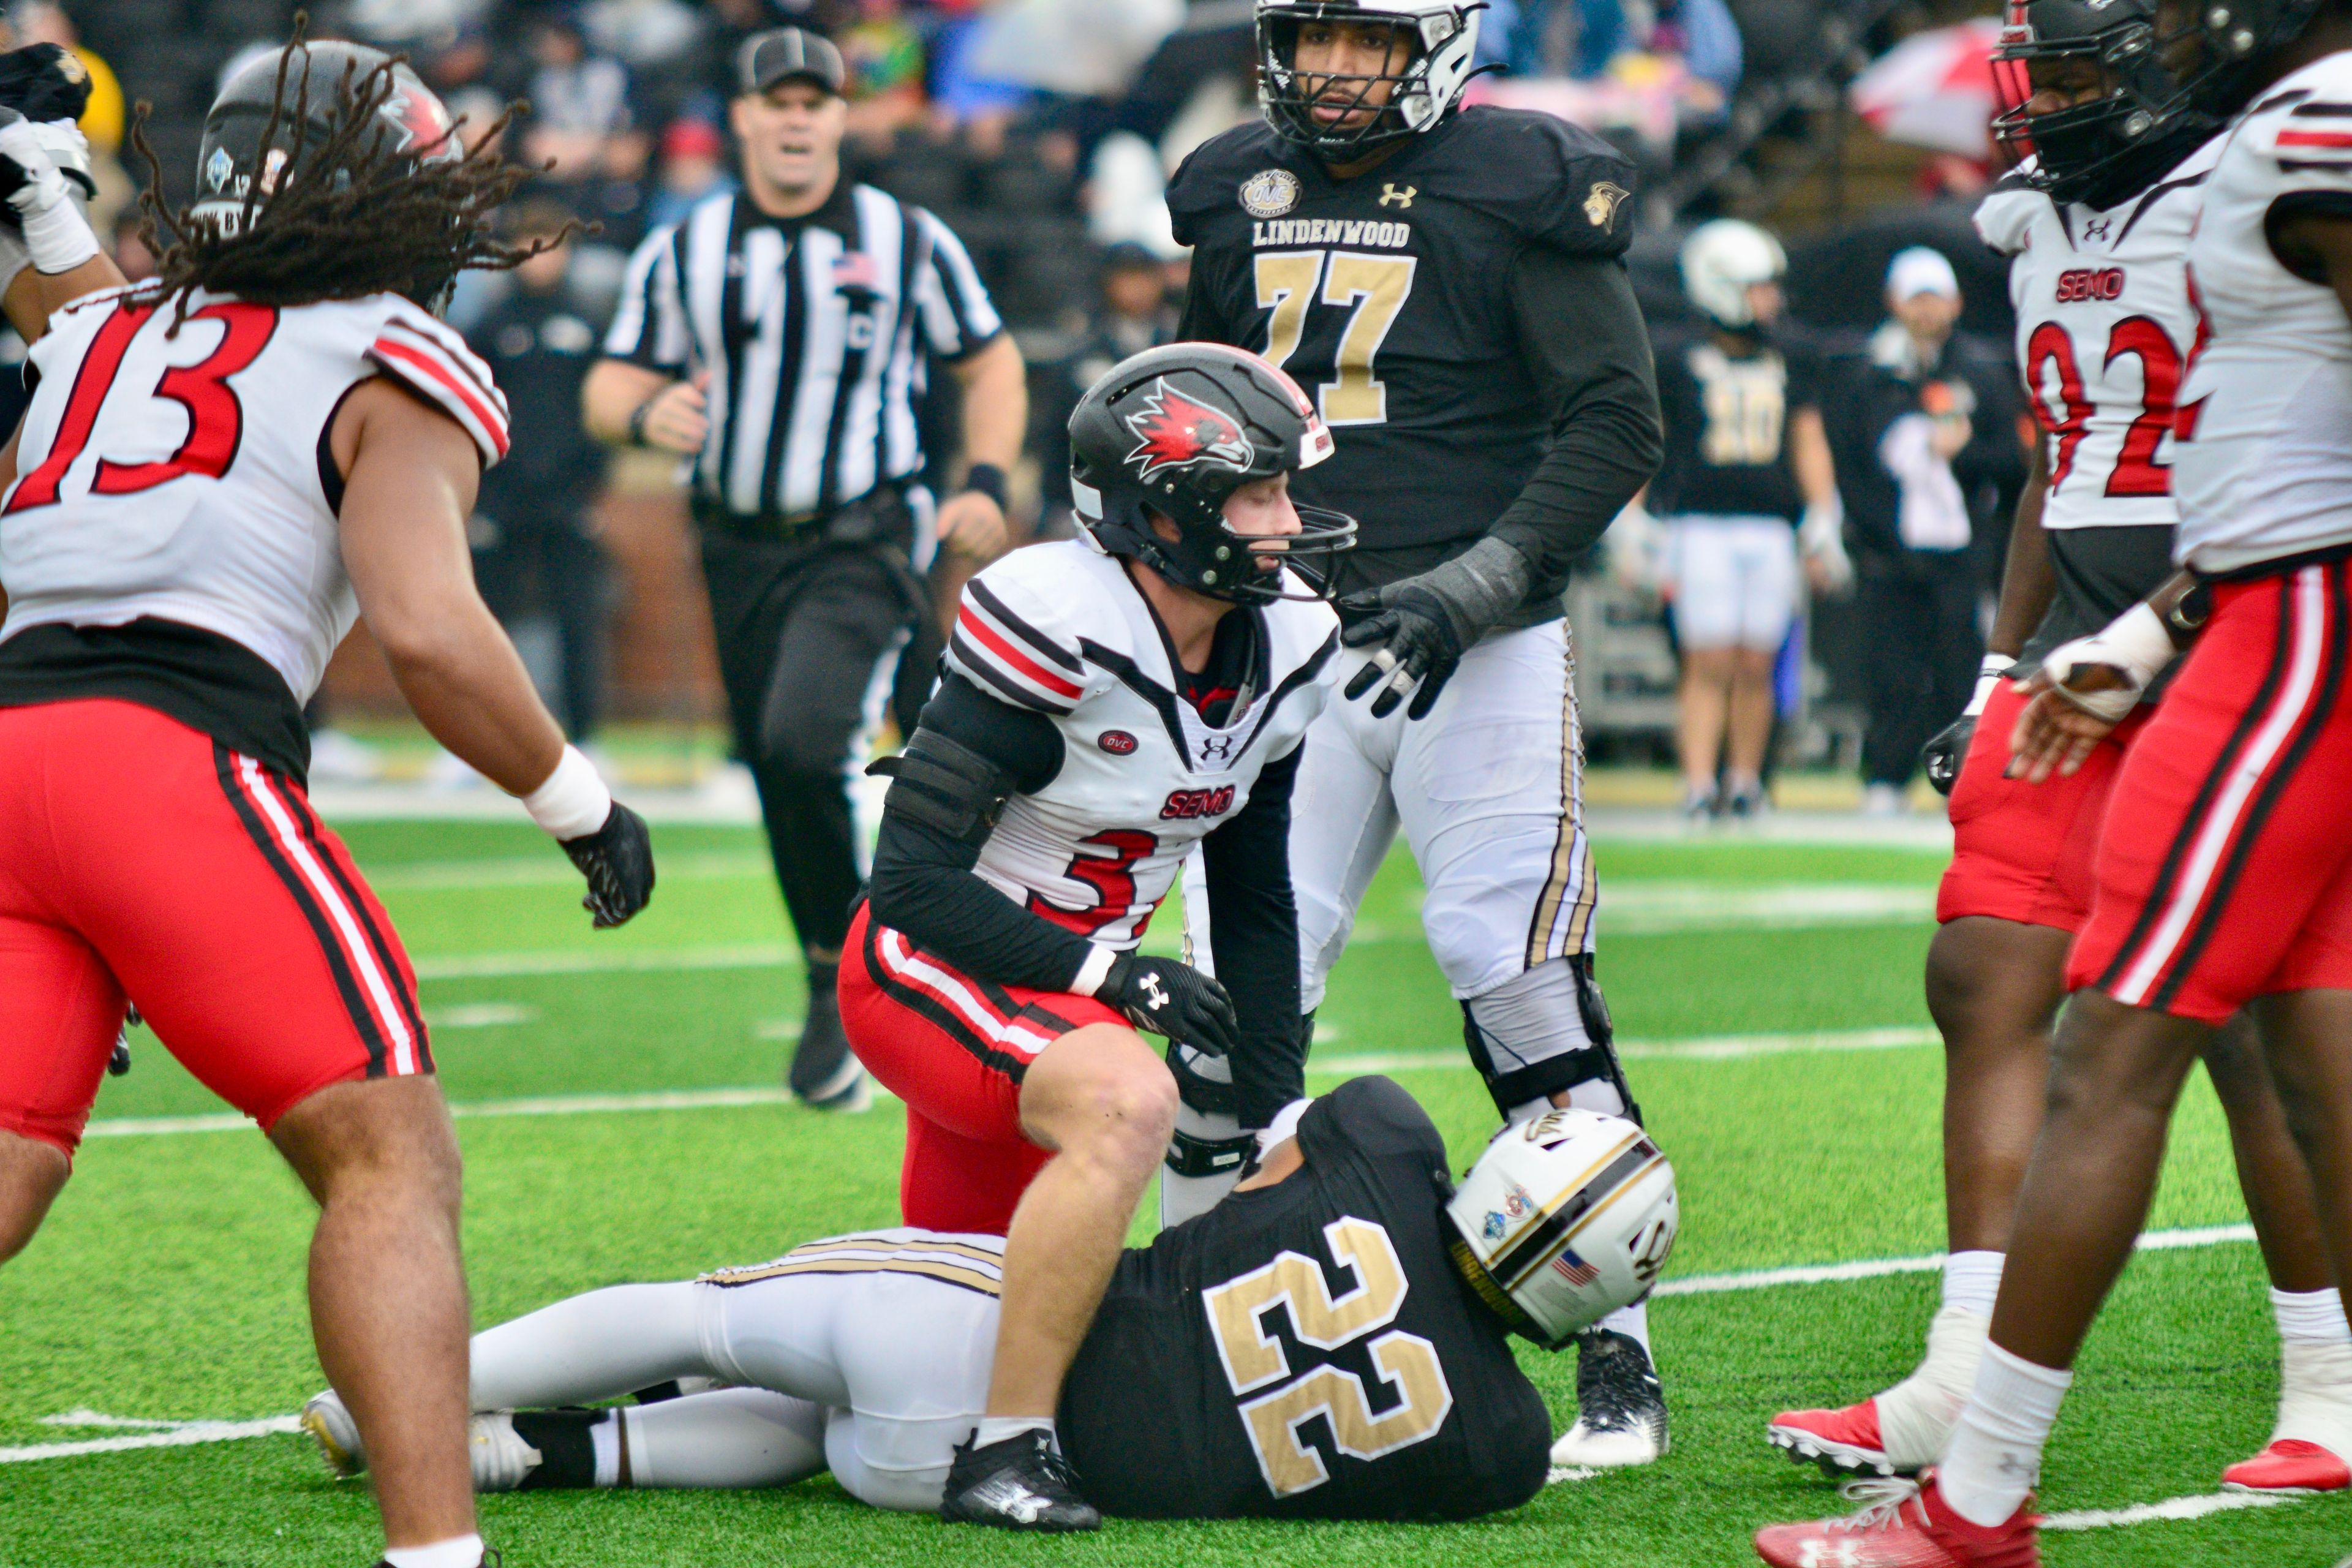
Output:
[1768, 0, 2350, 1493]
[0, 40, 653, 1568]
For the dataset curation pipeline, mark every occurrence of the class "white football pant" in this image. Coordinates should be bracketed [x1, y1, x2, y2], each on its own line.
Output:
[466, 1229, 1004, 1510]
[1664, 513, 1801, 652]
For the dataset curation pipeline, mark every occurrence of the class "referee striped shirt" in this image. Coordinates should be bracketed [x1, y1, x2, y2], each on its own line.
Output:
[603, 181, 1003, 519]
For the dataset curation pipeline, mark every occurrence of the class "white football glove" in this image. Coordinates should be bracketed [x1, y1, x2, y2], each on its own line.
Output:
[1605, 497, 1665, 592]
[1798, 499, 1853, 594]
[2033, 601, 2178, 723]
[0, 109, 95, 275]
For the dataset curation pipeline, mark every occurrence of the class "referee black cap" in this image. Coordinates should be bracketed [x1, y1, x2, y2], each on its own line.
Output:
[736, 28, 846, 99]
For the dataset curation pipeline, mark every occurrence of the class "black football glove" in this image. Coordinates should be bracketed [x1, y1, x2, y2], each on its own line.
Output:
[1338, 536, 1532, 721]
[1100, 954, 1238, 1056]
[562, 801, 656, 928]
[0, 45, 94, 127]
[1922, 714, 1975, 797]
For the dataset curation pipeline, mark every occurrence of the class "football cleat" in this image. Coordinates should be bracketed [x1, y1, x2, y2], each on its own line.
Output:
[1550, 1328, 1668, 1468]
[467, 1411, 545, 1493]
[1770, 1305, 1987, 1479]
[938, 1428, 1101, 1532]
[1754, 1472, 2040, 1568]
[789, 982, 869, 1111]
[2225, 1336, 2352, 1492]
[302, 1389, 364, 1479]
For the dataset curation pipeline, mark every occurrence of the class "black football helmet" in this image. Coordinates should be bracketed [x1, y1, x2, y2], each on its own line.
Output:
[1992, 0, 2323, 208]
[189, 42, 460, 238]
[1068, 343, 1357, 604]
[1257, 1, 1483, 159]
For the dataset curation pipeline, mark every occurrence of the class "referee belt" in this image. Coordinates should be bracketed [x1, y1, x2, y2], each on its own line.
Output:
[692, 486, 915, 547]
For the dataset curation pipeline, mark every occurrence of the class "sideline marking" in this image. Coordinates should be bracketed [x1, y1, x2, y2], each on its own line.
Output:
[2041, 1489, 2303, 1531]
[1653, 1224, 2256, 1299]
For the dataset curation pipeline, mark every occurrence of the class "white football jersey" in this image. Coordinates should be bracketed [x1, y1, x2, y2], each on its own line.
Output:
[2174, 53, 2352, 571]
[1975, 136, 2225, 532]
[943, 540, 1339, 950]
[0, 284, 510, 701]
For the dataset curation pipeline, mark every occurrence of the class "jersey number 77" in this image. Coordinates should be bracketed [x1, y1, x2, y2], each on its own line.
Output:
[1255, 251, 1420, 428]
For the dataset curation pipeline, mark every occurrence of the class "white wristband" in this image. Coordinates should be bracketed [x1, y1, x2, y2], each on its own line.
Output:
[1071, 943, 1119, 998]
[521, 745, 612, 842]
[2035, 601, 2176, 722]
[1964, 652, 2010, 718]
[21, 188, 96, 275]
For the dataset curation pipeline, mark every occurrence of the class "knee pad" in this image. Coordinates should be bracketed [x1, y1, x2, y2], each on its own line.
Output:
[1160, 1043, 1254, 1227]
[1463, 956, 1641, 1123]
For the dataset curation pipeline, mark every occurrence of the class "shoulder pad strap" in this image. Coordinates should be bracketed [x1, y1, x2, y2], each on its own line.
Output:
[868, 728, 1016, 844]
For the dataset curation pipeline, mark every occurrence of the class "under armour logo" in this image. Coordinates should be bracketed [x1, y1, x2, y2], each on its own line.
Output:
[2082, 217, 2113, 241]
[1198, 734, 1236, 763]
[1797, 1542, 1863, 1568]
[1379, 183, 1416, 209]
[1001, 1487, 1051, 1525]
[1139, 973, 1170, 1011]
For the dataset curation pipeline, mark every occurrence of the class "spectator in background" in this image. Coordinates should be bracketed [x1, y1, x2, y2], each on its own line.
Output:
[647, 114, 734, 230]
[464, 200, 613, 747]
[1823, 247, 2023, 814]
[525, 7, 635, 183]
[840, 0, 925, 138]
[109, 209, 154, 283]
[1031, 243, 1175, 538]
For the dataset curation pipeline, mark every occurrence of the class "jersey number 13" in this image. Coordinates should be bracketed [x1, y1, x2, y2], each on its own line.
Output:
[1256, 251, 1419, 428]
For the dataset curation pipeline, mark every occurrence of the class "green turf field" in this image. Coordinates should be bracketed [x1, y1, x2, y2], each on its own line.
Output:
[2, 818, 2343, 1566]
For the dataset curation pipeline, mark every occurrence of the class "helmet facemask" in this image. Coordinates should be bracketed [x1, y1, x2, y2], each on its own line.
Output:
[1257, 2, 1483, 160]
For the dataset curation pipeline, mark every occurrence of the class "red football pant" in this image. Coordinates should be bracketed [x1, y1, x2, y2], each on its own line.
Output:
[839, 902, 1126, 1234]
[2069, 561, 2352, 1020]
[1938, 678, 2149, 932]
[0, 700, 431, 1158]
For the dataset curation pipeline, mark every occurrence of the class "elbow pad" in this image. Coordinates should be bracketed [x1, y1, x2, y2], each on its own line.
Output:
[867, 728, 1016, 846]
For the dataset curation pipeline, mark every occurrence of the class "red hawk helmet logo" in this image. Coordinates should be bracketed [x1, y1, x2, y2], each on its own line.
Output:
[384, 78, 461, 164]
[1123, 380, 1256, 484]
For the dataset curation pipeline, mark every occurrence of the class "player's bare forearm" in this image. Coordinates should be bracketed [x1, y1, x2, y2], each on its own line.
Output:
[951, 333, 1027, 471]
[2, 251, 124, 341]
[1790, 407, 1837, 508]
[336, 380, 566, 797]
[1987, 440, 2054, 658]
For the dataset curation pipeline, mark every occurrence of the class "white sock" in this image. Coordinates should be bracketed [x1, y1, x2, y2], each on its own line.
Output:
[1942, 1251, 2005, 1320]
[2274, 1287, 2352, 1346]
[591, 1411, 624, 1488]
[974, 1415, 1054, 1449]
[1598, 1300, 1651, 1359]
[382, 1536, 482, 1568]
[1939, 1341, 2072, 1528]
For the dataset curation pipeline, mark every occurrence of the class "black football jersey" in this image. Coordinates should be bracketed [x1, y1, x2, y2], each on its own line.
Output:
[1059, 1076, 1551, 1521]
[2016, 522, 2181, 696]
[1168, 109, 1638, 570]
[1649, 328, 1820, 524]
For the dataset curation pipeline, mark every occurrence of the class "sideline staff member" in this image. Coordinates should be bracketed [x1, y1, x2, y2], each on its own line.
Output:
[586, 29, 1026, 1109]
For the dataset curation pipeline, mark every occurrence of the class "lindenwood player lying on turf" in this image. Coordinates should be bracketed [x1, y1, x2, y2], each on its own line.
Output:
[303, 1076, 1678, 1521]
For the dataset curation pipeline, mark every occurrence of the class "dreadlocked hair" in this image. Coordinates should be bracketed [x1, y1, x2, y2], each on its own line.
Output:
[129, 18, 566, 330]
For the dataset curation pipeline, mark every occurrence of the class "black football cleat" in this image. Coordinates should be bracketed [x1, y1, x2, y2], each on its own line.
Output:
[788, 966, 870, 1110]
[1551, 1327, 1669, 1468]
[938, 1428, 1101, 1531]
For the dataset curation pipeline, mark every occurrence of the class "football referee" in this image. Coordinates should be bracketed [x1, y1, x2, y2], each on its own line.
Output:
[585, 28, 1026, 1109]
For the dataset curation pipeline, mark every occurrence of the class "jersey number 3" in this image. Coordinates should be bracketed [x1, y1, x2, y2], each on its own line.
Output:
[7, 300, 279, 514]
[1256, 251, 1419, 428]
[1202, 1216, 1455, 1498]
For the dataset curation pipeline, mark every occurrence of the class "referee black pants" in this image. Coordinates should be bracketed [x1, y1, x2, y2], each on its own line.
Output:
[1857, 550, 1983, 789]
[699, 529, 928, 960]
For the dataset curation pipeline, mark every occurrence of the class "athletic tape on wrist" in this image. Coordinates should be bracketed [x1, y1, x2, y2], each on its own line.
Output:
[21, 189, 95, 274]
[1964, 654, 2009, 718]
[522, 745, 613, 842]
[1071, 943, 1118, 998]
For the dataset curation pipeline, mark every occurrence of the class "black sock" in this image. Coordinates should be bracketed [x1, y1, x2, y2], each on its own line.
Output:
[510, 1409, 607, 1490]
[806, 958, 840, 1000]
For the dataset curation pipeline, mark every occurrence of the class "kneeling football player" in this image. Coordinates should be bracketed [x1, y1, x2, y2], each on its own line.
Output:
[832, 344, 1354, 1527]
[303, 1075, 1678, 1523]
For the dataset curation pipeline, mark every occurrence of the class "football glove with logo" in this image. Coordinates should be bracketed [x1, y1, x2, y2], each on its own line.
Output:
[1096, 954, 1238, 1055]
[562, 802, 656, 929]
[1923, 653, 2013, 796]
[1340, 535, 1532, 720]
[0, 104, 95, 273]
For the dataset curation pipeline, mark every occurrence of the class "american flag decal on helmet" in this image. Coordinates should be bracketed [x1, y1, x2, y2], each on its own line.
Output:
[1551, 1251, 1601, 1288]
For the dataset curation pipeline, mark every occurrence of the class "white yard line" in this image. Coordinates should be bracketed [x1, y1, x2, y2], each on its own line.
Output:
[0, 1415, 301, 1463]
[2040, 1490, 2304, 1531]
[1654, 1224, 2257, 1299]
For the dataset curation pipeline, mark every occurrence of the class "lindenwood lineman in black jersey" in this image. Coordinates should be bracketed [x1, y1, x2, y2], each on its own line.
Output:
[1166, 0, 1668, 1469]
[583, 29, 1028, 1109]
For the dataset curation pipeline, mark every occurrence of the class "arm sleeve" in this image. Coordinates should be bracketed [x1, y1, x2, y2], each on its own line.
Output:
[913, 209, 1006, 361]
[1199, 742, 1305, 1129]
[601, 224, 690, 371]
[1487, 247, 1664, 582]
[864, 675, 1097, 991]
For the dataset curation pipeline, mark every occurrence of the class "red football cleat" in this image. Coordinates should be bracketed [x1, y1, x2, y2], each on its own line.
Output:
[1767, 1398, 1901, 1479]
[2223, 1438, 2352, 1494]
[1754, 1472, 2040, 1568]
